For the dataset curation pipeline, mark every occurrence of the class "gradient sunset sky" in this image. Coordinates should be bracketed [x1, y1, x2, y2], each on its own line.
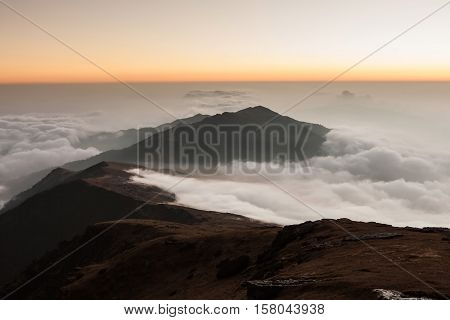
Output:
[1, 0, 449, 83]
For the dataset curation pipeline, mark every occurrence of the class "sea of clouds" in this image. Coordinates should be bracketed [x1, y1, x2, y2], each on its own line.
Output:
[0, 89, 253, 208]
[1, 85, 449, 227]
[131, 127, 450, 228]
[0, 113, 100, 206]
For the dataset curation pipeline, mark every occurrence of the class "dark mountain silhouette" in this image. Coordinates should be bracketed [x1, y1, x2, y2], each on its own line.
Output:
[0, 168, 58, 214]
[0, 162, 175, 287]
[64, 106, 330, 172]
[0, 168, 72, 214]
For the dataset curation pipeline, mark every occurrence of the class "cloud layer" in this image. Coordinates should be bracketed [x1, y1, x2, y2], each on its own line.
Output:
[131, 128, 450, 228]
[184, 90, 255, 114]
[0, 113, 100, 205]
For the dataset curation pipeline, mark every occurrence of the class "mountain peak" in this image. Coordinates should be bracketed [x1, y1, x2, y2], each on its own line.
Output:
[236, 105, 278, 115]
[199, 106, 283, 126]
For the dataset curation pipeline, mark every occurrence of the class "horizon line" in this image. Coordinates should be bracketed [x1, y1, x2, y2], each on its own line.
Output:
[2, 79, 450, 85]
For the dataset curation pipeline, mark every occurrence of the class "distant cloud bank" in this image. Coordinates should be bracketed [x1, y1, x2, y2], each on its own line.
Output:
[0, 113, 100, 206]
[131, 127, 450, 228]
[184, 89, 255, 114]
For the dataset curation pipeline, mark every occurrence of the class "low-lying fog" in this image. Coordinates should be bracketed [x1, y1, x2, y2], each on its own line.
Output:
[131, 126, 450, 227]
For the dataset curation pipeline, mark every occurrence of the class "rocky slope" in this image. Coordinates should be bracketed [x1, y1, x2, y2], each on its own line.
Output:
[1, 162, 449, 299]
[0, 162, 174, 286]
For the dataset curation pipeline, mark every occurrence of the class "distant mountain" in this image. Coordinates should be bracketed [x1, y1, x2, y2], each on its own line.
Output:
[2, 107, 327, 214]
[77, 114, 209, 151]
[65, 106, 330, 172]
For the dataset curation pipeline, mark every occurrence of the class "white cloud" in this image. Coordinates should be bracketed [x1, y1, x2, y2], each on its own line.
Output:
[0, 113, 100, 203]
[130, 127, 450, 228]
[184, 90, 255, 114]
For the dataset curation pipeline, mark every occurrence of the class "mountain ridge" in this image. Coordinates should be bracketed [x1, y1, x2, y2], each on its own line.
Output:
[77, 113, 209, 151]
[64, 106, 330, 172]
[0, 162, 175, 286]
[1, 161, 450, 299]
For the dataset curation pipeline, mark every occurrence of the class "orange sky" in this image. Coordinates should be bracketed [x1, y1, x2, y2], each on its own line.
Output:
[1, 0, 449, 83]
[3, 66, 450, 84]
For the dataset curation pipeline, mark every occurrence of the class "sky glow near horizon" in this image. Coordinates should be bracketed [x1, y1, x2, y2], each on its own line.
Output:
[0, 0, 450, 83]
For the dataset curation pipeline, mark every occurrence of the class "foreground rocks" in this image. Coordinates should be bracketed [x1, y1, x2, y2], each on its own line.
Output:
[3, 216, 449, 300]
